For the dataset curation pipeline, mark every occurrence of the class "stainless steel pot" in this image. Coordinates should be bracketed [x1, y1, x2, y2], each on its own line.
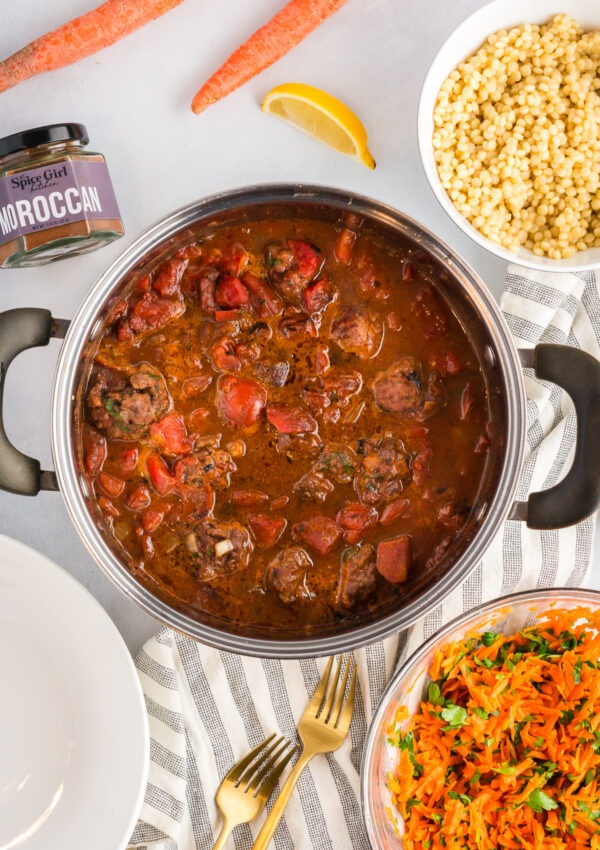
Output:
[1, 185, 599, 658]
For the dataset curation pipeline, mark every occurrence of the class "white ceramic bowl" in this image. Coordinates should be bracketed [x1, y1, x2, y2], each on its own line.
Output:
[418, 0, 600, 272]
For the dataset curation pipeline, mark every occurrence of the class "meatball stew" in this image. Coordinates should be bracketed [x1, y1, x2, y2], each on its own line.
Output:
[77, 214, 491, 633]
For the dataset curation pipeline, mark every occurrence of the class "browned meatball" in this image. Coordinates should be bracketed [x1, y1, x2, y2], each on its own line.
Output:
[373, 357, 445, 419]
[315, 443, 358, 484]
[304, 370, 363, 415]
[330, 306, 383, 358]
[266, 241, 322, 301]
[266, 547, 314, 604]
[174, 445, 237, 491]
[253, 360, 291, 388]
[86, 363, 170, 440]
[185, 518, 252, 583]
[354, 438, 411, 505]
[335, 544, 377, 613]
[293, 470, 334, 502]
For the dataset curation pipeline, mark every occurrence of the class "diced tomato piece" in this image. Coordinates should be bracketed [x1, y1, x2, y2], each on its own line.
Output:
[215, 309, 241, 322]
[336, 503, 378, 544]
[97, 472, 125, 499]
[432, 351, 463, 377]
[248, 514, 287, 548]
[140, 533, 155, 560]
[141, 508, 164, 534]
[146, 454, 177, 496]
[301, 277, 334, 313]
[380, 499, 410, 525]
[82, 424, 106, 476]
[412, 285, 448, 339]
[215, 275, 249, 308]
[293, 516, 342, 555]
[98, 496, 119, 518]
[175, 243, 204, 261]
[187, 407, 210, 430]
[445, 353, 463, 375]
[125, 291, 184, 336]
[460, 380, 477, 421]
[358, 262, 378, 294]
[217, 375, 267, 428]
[221, 243, 249, 276]
[116, 322, 134, 342]
[210, 336, 242, 372]
[231, 489, 270, 508]
[126, 484, 152, 511]
[266, 405, 317, 434]
[475, 433, 491, 454]
[376, 535, 411, 583]
[182, 375, 212, 398]
[118, 446, 138, 478]
[412, 447, 432, 488]
[402, 260, 415, 281]
[179, 482, 214, 518]
[134, 275, 151, 295]
[475, 422, 493, 455]
[334, 228, 356, 265]
[149, 413, 192, 457]
[152, 258, 187, 297]
[278, 311, 317, 339]
[106, 298, 129, 326]
[242, 272, 282, 318]
[289, 240, 320, 280]
[199, 270, 220, 313]
[387, 311, 402, 331]
[315, 343, 330, 375]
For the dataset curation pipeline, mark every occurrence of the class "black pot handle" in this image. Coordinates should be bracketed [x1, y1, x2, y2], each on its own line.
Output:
[510, 343, 600, 529]
[0, 308, 69, 495]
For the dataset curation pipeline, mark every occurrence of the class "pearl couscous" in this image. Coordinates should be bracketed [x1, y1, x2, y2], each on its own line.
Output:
[433, 14, 600, 259]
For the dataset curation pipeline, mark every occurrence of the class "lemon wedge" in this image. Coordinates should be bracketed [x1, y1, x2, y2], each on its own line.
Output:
[261, 83, 376, 170]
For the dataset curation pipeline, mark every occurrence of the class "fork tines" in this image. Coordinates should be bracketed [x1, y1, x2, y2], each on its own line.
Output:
[313, 654, 357, 728]
[230, 734, 298, 796]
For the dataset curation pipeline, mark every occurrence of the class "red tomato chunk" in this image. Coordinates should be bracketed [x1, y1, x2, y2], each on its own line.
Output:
[376, 535, 411, 583]
[146, 454, 177, 496]
[217, 376, 267, 428]
[293, 516, 342, 555]
[149, 414, 192, 456]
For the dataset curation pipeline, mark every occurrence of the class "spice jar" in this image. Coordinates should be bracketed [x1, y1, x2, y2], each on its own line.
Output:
[0, 123, 124, 268]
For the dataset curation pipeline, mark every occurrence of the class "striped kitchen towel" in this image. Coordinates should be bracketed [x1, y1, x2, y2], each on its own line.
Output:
[129, 265, 599, 850]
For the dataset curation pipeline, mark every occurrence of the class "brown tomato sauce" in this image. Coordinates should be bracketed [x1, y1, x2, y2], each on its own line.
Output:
[77, 214, 492, 632]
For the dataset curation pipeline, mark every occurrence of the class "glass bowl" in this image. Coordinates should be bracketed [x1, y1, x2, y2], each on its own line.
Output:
[360, 587, 600, 850]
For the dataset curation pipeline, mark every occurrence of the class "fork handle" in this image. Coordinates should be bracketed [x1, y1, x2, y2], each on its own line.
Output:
[211, 818, 234, 850]
[251, 750, 313, 850]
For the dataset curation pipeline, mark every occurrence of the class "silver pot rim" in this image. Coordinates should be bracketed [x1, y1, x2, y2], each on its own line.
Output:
[51, 183, 526, 658]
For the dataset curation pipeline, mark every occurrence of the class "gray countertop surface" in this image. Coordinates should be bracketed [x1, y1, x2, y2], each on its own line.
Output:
[0, 0, 597, 656]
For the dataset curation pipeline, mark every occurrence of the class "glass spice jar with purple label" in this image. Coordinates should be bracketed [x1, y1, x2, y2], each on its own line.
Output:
[0, 123, 124, 268]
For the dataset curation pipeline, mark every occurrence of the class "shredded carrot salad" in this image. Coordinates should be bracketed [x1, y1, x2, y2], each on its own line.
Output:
[388, 606, 600, 850]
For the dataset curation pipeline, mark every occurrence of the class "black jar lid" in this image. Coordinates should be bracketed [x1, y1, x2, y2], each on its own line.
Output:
[0, 123, 89, 158]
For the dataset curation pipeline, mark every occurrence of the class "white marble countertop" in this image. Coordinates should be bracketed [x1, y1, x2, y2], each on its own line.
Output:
[0, 0, 597, 655]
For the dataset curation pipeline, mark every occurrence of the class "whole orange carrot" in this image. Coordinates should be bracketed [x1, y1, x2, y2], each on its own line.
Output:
[0, 0, 185, 94]
[191, 0, 350, 115]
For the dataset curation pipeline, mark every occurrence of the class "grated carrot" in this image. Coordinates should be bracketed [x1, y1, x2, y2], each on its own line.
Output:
[388, 607, 600, 850]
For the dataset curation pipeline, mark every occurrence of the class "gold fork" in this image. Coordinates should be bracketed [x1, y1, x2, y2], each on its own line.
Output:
[251, 655, 357, 850]
[211, 733, 297, 850]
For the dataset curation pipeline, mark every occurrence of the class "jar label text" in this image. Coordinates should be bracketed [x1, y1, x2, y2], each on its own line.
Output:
[0, 159, 121, 245]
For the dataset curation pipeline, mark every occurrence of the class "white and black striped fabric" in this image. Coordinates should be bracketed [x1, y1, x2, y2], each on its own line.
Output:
[129, 266, 599, 850]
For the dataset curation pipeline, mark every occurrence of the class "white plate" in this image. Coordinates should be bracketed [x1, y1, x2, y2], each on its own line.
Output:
[0, 534, 148, 850]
